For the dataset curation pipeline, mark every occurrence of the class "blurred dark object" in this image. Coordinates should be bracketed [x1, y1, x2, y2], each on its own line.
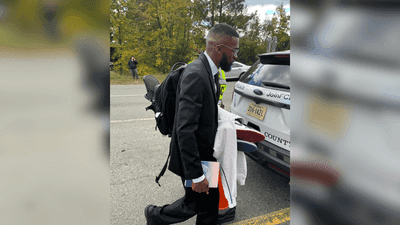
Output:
[75, 38, 110, 159]
[39, 3, 61, 41]
[1, 0, 110, 224]
[291, 0, 400, 224]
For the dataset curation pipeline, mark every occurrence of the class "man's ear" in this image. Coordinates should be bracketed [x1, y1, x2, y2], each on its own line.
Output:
[215, 45, 222, 54]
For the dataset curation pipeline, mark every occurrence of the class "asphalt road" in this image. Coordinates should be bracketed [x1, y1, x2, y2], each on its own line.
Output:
[110, 80, 290, 225]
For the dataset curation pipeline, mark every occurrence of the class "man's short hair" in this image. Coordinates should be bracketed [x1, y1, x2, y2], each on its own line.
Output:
[207, 23, 239, 41]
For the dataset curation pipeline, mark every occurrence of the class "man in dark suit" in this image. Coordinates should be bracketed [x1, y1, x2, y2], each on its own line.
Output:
[144, 23, 239, 225]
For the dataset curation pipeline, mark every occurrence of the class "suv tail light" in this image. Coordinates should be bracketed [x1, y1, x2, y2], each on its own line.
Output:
[275, 55, 289, 58]
[258, 53, 290, 65]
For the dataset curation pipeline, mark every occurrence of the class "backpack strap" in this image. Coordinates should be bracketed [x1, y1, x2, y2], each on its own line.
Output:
[170, 62, 186, 73]
[155, 152, 170, 187]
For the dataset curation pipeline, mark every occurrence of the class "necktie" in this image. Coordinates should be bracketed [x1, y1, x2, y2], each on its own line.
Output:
[214, 72, 220, 100]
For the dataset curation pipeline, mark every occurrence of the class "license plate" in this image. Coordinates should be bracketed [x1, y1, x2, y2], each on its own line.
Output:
[246, 102, 267, 121]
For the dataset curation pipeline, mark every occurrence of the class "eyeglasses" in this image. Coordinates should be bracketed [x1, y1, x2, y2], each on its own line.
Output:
[215, 44, 239, 56]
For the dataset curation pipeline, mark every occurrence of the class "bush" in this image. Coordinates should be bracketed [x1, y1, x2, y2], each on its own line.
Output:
[137, 64, 158, 77]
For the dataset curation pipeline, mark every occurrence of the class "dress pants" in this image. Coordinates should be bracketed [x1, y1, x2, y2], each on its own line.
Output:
[148, 177, 219, 225]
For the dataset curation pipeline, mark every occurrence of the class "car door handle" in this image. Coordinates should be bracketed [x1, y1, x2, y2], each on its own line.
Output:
[253, 89, 263, 95]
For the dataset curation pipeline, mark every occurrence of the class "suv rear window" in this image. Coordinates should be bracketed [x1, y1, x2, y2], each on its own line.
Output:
[239, 60, 290, 89]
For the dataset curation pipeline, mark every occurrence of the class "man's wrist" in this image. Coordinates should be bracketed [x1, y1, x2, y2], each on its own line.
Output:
[192, 174, 205, 183]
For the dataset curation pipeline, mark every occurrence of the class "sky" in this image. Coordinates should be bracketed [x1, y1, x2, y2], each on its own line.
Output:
[245, 0, 290, 23]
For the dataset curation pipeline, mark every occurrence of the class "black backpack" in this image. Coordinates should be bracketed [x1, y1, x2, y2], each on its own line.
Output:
[143, 62, 187, 186]
[144, 62, 187, 136]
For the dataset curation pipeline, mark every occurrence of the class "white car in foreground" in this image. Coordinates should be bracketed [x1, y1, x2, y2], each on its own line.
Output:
[230, 51, 290, 177]
[225, 61, 250, 80]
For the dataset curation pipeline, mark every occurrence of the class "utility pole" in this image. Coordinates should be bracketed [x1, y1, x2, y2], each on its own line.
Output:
[267, 36, 278, 53]
[272, 36, 278, 52]
[267, 37, 272, 53]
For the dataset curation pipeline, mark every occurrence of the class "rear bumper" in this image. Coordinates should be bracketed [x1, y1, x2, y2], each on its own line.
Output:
[245, 139, 290, 178]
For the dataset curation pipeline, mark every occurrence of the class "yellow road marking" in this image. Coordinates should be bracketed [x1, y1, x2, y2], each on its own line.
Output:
[228, 207, 290, 225]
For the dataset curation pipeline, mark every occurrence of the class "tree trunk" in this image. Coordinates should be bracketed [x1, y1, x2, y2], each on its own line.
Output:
[211, 0, 215, 26]
[119, 27, 122, 75]
[219, 0, 222, 23]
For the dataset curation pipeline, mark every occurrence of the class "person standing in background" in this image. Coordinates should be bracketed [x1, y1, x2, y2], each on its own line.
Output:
[128, 56, 139, 79]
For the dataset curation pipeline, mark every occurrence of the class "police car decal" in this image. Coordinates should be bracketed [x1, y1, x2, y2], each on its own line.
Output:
[236, 82, 290, 106]
[262, 126, 290, 150]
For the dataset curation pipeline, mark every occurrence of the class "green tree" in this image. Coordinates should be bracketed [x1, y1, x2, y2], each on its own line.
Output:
[239, 15, 267, 65]
[189, 0, 256, 61]
[191, 0, 254, 31]
[109, 0, 289, 77]
[110, 0, 195, 75]
[110, 0, 130, 75]
[129, 0, 195, 74]
[262, 3, 290, 52]
[219, 0, 256, 32]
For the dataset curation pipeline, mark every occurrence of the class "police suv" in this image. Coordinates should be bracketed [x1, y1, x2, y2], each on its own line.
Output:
[231, 51, 290, 177]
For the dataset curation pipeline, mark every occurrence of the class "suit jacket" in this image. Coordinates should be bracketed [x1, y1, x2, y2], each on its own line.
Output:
[168, 52, 219, 180]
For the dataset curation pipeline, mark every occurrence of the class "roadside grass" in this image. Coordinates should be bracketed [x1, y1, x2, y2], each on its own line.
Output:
[110, 70, 167, 85]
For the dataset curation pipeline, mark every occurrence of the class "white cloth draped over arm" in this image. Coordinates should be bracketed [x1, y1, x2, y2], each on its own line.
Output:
[213, 107, 247, 208]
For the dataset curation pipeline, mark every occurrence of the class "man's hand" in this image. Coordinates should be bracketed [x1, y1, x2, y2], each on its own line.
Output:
[191, 178, 209, 194]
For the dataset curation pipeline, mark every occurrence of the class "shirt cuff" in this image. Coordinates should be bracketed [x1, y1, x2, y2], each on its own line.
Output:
[192, 174, 205, 183]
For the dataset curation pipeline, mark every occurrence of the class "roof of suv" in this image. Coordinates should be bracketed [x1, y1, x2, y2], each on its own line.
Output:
[257, 50, 290, 65]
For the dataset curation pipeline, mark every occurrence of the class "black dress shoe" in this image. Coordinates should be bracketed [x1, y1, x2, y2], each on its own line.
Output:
[144, 205, 156, 225]
[217, 207, 236, 224]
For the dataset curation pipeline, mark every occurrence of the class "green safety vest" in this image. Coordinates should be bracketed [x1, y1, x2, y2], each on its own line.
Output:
[218, 68, 226, 101]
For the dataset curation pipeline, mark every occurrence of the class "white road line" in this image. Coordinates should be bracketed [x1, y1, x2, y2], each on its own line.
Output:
[110, 95, 143, 97]
[110, 118, 154, 123]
